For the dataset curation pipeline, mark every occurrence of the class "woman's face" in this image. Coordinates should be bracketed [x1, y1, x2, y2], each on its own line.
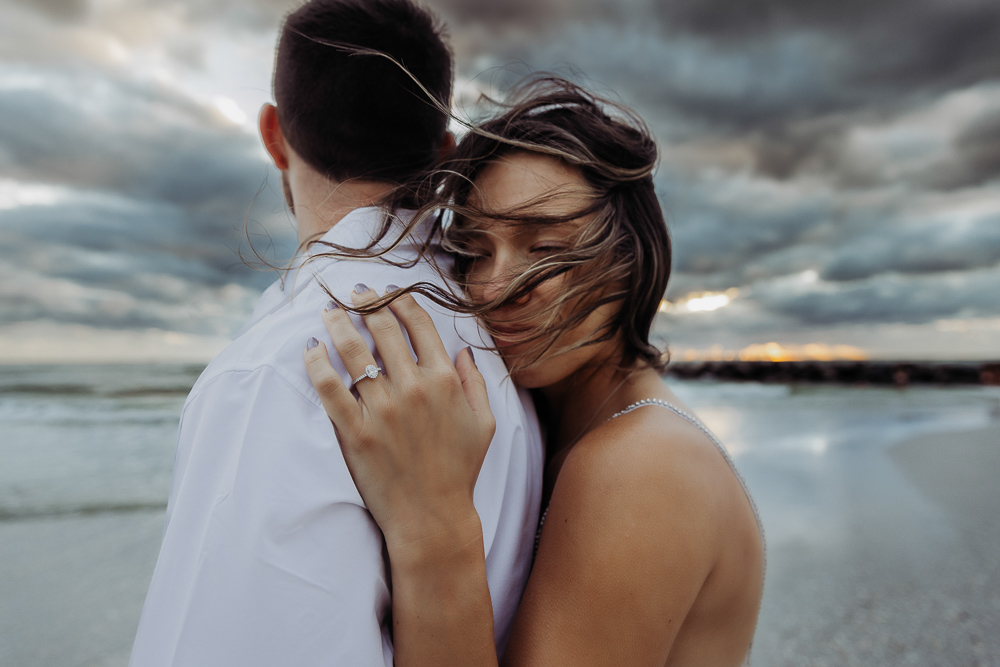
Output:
[463, 151, 620, 389]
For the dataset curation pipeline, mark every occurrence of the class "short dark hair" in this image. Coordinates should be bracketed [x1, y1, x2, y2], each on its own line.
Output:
[274, 0, 453, 183]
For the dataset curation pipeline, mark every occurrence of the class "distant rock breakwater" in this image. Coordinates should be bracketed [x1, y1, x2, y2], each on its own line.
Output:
[666, 360, 1000, 386]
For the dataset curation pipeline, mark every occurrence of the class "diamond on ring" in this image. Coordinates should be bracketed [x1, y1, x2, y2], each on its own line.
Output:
[352, 364, 382, 386]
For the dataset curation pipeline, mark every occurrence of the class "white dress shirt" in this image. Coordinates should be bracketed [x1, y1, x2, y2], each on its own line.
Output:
[130, 207, 543, 666]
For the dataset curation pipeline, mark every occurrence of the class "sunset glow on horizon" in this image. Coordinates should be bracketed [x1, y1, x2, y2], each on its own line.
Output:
[678, 342, 870, 363]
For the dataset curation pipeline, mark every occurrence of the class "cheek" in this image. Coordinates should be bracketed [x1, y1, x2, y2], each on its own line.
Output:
[461, 260, 488, 299]
[519, 275, 565, 315]
[464, 269, 494, 305]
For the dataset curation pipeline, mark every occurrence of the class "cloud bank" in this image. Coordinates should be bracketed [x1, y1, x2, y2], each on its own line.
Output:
[2, 0, 998, 360]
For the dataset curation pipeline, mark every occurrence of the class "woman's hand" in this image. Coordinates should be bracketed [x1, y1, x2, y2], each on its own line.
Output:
[305, 284, 500, 667]
[303, 284, 496, 557]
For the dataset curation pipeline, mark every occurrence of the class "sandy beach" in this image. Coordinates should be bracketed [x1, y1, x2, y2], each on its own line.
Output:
[0, 511, 164, 667]
[1, 374, 998, 666]
[752, 424, 1000, 666]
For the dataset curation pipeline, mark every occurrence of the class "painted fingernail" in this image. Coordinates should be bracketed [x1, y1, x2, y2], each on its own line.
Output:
[465, 346, 476, 365]
[306, 337, 319, 351]
[324, 300, 338, 312]
[354, 283, 370, 294]
[385, 284, 399, 293]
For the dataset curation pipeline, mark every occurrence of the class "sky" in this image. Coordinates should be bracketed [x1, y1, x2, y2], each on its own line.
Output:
[2, 0, 999, 363]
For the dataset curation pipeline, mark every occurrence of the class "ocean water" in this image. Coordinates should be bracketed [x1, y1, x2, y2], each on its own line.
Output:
[1, 364, 999, 666]
[0, 364, 202, 521]
[1, 362, 997, 529]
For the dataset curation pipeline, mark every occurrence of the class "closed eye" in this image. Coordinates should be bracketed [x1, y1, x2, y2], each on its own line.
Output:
[531, 245, 567, 255]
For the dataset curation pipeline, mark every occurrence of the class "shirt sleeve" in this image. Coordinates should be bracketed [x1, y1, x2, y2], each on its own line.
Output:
[130, 365, 392, 667]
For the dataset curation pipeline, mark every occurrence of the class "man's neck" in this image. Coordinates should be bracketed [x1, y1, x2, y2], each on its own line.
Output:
[288, 164, 397, 246]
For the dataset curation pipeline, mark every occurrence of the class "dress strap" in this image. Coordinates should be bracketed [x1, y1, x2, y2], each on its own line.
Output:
[607, 398, 766, 553]
[610, 397, 766, 666]
[538, 398, 765, 667]
[539, 399, 766, 556]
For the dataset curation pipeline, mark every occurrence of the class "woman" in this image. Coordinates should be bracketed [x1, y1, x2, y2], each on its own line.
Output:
[303, 78, 764, 666]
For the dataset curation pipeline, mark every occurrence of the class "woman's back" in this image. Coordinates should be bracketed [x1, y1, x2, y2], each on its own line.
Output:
[519, 395, 764, 666]
[614, 399, 764, 666]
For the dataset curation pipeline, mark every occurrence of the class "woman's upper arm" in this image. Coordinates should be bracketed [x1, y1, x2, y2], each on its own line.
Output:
[502, 425, 716, 667]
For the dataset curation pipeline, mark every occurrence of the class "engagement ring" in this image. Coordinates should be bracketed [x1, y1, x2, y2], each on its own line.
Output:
[352, 364, 382, 387]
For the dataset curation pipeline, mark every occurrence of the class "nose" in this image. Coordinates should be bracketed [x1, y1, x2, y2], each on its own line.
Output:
[478, 249, 528, 305]
[478, 263, 509, 304]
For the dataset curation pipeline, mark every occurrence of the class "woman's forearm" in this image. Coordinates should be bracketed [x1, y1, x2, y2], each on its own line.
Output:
[385, 509, 500, 667]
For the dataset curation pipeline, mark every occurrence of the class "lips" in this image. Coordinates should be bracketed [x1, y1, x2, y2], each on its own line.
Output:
[486, 323, 531, 350]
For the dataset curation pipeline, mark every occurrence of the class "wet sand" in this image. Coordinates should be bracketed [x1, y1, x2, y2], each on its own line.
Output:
[0, 511, 164, 667]
[752, 424, 1000, 666]
[889, 425, 1000, 538]
[2, 425, 997, 666]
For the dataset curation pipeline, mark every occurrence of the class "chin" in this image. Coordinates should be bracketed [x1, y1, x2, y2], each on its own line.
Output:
[508, 366, 548, 389]
[506, 356, 573, 390]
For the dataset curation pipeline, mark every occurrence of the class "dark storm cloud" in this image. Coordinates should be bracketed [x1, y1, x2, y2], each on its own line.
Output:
[1, 198, 252, 286]
[428, 0, 621, 27]
[0, 190, 288, 333]
[0, 71, 266, 210]
[651, 0, 1000, 96]
[0, 64, 292, 334]
[952, 109, 1000, 187]
[754, 269, 1000, 325]
[747, 123, 847, 182]
[457, 21, 852, 139]
[0, 288, 174, 331]
[664, 177, 833, 276]
[436, 0, 1000, 100]
[820, 215, 1000, 282]
[434, 0, 1000, 204]
[1, 0, 292, 30]
[8, 0, 88, 21]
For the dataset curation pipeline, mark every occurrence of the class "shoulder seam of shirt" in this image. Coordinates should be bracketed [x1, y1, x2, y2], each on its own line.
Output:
[182, 362, 323, 423]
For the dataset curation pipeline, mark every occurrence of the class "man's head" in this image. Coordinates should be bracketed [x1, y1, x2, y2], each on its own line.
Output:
[266, 0, 453, 185]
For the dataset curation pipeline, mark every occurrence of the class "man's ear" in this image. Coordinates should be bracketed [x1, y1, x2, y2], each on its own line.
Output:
[439, 131, 456, 161]
[259, 103, 289, 171]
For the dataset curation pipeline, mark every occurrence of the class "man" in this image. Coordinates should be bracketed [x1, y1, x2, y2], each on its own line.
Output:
[129, 1, 543, 664]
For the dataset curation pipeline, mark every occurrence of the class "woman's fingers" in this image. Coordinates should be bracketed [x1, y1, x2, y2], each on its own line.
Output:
[320, 301, 387, 401]
[302, 294, 501, 553]
[455, 347, 496, 443]
[386, 290, 451, 368]
[303, 337, 362, 431]
[350, 285, 418, 374]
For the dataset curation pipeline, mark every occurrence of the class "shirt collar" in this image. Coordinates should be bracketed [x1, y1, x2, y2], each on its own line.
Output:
[304, 206, 432, 259]
[279, 206, 440, 297]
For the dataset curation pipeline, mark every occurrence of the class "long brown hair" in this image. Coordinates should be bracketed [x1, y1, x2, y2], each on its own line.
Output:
[312, 76, 672, 373]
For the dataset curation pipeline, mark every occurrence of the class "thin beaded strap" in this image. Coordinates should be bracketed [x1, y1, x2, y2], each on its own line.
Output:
[538, 399, 767, 554]
[608, 399, 766, 553]
[536, 398, 765, 666]
[609, 398, 767, 632]
[538, 399, 766, 529]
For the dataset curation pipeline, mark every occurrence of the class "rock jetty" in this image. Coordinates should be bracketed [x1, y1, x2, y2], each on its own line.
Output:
[665, 360, 1000, 386]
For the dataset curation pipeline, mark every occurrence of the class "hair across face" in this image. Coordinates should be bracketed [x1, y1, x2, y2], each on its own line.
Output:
[274, 0, 453, 184]
[440, 79, 673, 376]
[458, 151, 630, 387]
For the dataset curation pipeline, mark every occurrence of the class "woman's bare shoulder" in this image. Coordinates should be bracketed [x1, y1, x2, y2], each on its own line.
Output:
[560, 403, 738, 521]
[512, 406, 740, 663]
[539, 404, 741, 589]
